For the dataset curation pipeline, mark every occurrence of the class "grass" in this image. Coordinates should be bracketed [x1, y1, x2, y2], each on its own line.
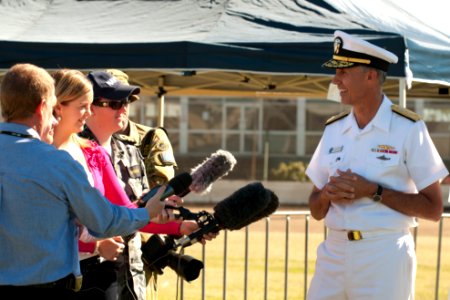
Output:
[151, 212, 450, 300]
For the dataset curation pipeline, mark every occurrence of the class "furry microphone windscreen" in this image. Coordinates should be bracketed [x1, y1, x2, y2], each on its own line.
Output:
[213, 182, 277, 231]
[189, 149, 237, 194]
[244, 189, 279, 225]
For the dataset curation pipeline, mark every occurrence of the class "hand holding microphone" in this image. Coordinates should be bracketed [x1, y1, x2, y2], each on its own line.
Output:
[141, 182, 279, 282]
[139, 172, 192, 206]
[175, 182, 279, 247]
[143, 184, 168, 221]
[140, 172, 192, 221]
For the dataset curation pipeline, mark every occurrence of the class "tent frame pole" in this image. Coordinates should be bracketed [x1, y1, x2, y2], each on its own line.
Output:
[158, 95, 164, 127]
[399, 78, 407, 108]
[158, 76, 165, 127]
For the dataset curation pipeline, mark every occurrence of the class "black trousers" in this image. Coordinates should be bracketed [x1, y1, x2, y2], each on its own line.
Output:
[0, 274, 80, 300]
[0, 285, 78, 299]
[75, 255, 136, 300]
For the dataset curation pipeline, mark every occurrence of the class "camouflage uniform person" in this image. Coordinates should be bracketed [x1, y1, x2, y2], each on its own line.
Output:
[107, 69, 178, 300]
[80, 71, 147, 300]
[106, 69, 177, 189]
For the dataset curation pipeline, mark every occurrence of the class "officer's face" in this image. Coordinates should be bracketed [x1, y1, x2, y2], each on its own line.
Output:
[332, 66, 370, 106]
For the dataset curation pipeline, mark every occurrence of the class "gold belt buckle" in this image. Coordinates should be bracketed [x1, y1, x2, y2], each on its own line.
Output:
[347, 230, 362, 241]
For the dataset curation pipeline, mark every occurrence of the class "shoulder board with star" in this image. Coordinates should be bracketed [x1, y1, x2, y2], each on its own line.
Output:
[325, 111, 350, 126]
[391, 105, 421, 122]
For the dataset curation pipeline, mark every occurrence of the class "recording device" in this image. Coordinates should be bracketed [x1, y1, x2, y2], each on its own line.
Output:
[141, 234, 204, 282]
[141, 182, 279, 282]
[179, 149, 237, 197]
[138, 172, 192, 206]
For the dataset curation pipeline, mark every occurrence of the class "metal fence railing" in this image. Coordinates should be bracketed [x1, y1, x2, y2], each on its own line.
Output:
[173, 211, 450, 300]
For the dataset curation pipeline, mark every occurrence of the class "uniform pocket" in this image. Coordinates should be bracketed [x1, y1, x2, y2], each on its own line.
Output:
[326, 151, 347, 176]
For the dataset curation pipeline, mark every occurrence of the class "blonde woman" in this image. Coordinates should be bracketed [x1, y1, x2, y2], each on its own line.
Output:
[51, 69, 192, 299]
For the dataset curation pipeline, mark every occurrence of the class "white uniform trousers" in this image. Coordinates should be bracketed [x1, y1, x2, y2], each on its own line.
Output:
[307, 229, 415, 300]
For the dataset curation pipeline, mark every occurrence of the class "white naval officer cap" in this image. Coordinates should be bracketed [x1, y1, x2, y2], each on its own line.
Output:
[322, 30, 398, 72]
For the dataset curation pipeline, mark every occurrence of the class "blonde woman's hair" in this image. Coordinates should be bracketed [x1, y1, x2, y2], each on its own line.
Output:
[1, 63, 54, 121]
[53, 69, 93, 105]
[52, 69, 94, 148]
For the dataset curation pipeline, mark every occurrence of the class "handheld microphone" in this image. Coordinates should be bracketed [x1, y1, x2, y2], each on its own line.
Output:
[139, 172, 192, 205]
[175, 182, 279, 247]
[179, 149, 237, 196]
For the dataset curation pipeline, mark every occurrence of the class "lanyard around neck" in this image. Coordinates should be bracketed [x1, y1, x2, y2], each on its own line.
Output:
[0, 130, 36, 139]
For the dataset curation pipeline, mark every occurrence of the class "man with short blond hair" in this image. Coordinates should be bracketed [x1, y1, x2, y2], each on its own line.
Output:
[0, 64, 170, 299]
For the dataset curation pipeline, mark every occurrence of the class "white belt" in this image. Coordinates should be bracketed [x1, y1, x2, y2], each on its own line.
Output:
[327, 228, 410, 241]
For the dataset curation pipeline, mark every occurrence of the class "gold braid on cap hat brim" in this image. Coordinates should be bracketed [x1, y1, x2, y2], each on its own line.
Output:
[333, 55, 371, 65]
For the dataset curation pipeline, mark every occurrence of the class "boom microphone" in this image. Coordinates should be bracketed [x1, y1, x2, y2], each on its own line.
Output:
[213, 182, 279, 230]
[179, 150, 237, 196]
[240, 188, 279, 226]
[175, 182, 279, 247]
[139, 172, 192, 205]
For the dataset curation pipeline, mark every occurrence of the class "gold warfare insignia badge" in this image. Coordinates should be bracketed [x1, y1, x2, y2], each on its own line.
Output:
[334, 37, 342, 54]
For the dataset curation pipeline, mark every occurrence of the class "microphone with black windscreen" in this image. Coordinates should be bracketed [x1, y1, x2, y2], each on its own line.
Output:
[174, 182, 279, 247]
[179, 149, 237, 197]
[214, 183, 279, 230]
[141, 182, 279, 281]
[138, 172, 192, 206]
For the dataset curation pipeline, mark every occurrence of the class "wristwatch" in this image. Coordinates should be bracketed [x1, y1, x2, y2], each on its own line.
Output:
[372, 184, 383, 202]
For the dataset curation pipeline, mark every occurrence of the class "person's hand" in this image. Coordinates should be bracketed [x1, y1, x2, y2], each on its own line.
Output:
[150, 195, 184, 223]
[179, 220, 199, 235]
[179, 220, 219, 245]
[144, 185, 168, 220]
[166, 195, 184, 206]
[323, 168, 356, 204]
[199, 231, 219, 244]
[324, 169, 375, 204]
[97, 236, 125, 261]
[335, 169, 376, 200]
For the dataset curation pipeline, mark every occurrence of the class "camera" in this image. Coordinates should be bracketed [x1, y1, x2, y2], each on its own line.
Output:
[141, 234, 204, 282]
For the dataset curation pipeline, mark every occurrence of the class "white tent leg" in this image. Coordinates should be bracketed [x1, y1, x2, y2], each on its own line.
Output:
[158, 76, 165, 127]
[399, 78, 407, 108]
[158, 94, 165, 127]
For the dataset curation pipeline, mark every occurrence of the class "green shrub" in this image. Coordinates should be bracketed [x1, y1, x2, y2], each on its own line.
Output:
[271, 161, 309, 181]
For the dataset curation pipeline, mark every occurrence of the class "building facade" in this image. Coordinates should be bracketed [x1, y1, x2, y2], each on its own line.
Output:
[129, 95, 450, 181]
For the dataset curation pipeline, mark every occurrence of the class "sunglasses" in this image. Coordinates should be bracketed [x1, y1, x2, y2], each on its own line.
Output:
[93, 99, 130, 110]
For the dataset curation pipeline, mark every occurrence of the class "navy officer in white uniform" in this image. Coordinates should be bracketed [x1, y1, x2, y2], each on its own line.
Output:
[306, 30, 449, 300]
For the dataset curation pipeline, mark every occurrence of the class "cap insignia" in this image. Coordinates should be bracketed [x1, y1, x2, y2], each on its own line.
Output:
[333, 37, 342, 54]
[105, 77, 118, 87]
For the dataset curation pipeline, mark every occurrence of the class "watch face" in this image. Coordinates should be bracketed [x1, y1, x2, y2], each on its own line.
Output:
[373, 184, 383, 202]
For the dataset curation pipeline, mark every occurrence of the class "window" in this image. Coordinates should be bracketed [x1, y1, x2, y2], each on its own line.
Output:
[305, 100, 348, 155]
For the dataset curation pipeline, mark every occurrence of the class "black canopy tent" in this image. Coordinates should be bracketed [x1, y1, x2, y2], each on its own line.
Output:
[0, 0, 449, 115]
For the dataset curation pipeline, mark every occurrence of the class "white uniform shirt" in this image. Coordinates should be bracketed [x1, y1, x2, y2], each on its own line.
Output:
[306, 96, 448, 231]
